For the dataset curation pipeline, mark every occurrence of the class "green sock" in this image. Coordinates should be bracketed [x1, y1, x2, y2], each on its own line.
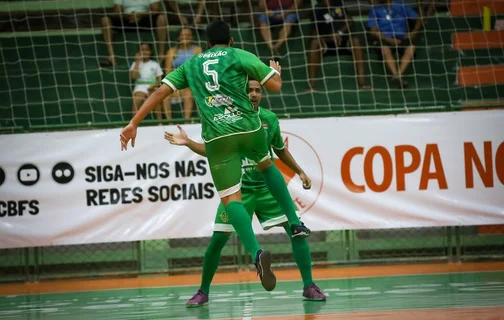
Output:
[226, 201, 261, 262]
[261, 165, 301, 226]
[200, 232, 230, 295]
[284, 225, 313, 287]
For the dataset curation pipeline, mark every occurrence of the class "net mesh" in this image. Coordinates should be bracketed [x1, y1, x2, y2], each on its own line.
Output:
[2, 225, 504, 282]
[1, 0, 503, 130]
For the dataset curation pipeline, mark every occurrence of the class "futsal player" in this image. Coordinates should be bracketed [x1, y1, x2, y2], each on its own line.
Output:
[120, 20, 310, 292]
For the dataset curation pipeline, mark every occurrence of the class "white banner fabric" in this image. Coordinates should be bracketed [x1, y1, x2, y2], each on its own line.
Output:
[0, 110, 503, 248]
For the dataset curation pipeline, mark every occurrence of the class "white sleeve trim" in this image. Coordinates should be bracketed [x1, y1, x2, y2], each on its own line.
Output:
[272, 145, 285, 150]
[260, 68, 280, 85]
[162, 78, 178, 92]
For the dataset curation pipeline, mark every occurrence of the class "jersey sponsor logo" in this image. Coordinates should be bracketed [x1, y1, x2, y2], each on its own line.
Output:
[213, 107, 243, 124]
[198, 51, 228, 59]
[241, 157, 257, 173]
[274, 132, 324, 216]
[205, 94, 234, 107]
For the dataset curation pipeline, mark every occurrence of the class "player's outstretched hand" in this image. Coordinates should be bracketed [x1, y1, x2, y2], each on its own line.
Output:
[120, 122, 137, 151]
[164, 125, 189, 146]
[299, 172, 311, 190]
[269, 60, 281, 76]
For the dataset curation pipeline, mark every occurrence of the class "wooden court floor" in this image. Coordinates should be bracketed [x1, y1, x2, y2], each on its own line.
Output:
[1, 262, 504, 319]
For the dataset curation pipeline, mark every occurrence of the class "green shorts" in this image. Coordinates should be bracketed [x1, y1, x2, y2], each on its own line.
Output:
[214, 187, 299, 232]
[205, 128, 270, 198]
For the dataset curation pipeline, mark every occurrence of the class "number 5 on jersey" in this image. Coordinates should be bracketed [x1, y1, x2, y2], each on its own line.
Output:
[203, 59, 220, 91]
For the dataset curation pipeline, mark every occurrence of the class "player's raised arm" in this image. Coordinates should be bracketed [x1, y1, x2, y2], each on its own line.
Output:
[120, 85, 173, 150]
[120, 63, 189, 151]
[133, 85, 172, 126]
[237, 49, 282, 92]
[266, 60, 282, 92]
[164, 125, 207, 157]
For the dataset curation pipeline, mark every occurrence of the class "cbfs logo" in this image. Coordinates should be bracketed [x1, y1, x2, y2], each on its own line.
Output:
[274, 132, 323, 215]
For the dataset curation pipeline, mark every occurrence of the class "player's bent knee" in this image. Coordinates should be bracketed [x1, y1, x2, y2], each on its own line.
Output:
[220, 188, 242, 207]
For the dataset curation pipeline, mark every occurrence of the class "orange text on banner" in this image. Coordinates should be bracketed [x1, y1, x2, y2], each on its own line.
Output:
[464, 141, 504, 188]
[341, 144, 448, 193]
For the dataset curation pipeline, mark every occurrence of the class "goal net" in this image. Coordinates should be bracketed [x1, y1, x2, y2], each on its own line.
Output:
[0, 0, 503, 130]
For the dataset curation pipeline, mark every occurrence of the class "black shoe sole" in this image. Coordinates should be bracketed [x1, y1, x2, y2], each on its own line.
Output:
[258, 250, 276, 291]
[292, 231, 311, 239]
[303, 296, 327, 301]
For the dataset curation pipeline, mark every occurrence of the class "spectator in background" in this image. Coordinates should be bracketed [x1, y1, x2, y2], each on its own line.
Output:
[130, 43, 163, 118]
[101, 0, 167, 67]
[418, 0, 436, 17]
[307, 0, 369, 91]
[194, 0, 224, 26]
[165, 0, 189, 26]
[163, 28, 202, 120]
[368, 0, 422, 88]
[258, 0, 302, 57]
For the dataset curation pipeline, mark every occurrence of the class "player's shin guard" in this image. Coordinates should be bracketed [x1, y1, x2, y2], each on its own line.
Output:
[225, 201, 261, 260]
[284, 225, 313, 287]
[261, 165, 302, 226]
[200, 232, 231, 295]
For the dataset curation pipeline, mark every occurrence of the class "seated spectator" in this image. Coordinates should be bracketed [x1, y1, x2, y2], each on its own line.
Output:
[307, 0, 369, 91]
[258, 0, 301, 57]
[165, 0, 189, 26]
[194, 0, 224, 26]
[100, 0, 167, 67]
[368, 0, 422, 88]
[130, 43, 163, 118]
[418, 0, 436, 17]
[163, 28, 202, 120]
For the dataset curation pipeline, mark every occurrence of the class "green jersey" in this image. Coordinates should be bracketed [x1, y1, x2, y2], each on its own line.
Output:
[162, 47, 279, 143]
[241, 107, 285, 191]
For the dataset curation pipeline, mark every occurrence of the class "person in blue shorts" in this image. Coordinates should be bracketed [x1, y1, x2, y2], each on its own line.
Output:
[258, 0, 301, 56]
[368, 0, 422, 88]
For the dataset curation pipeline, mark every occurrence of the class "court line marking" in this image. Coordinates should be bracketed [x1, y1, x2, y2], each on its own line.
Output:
[3, 269, 504, 297]
[1, 269, 503, 298]
[242, 301, 253, 320]
[219, 305, 504, 320]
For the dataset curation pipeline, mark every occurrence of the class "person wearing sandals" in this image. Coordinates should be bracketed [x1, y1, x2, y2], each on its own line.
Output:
[368, 0, 422, 89]
[162, 28, 202, 120]
[307, 0, 369, 91]
[100, 0, 167, 67]
[130, 43, 163, 118]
